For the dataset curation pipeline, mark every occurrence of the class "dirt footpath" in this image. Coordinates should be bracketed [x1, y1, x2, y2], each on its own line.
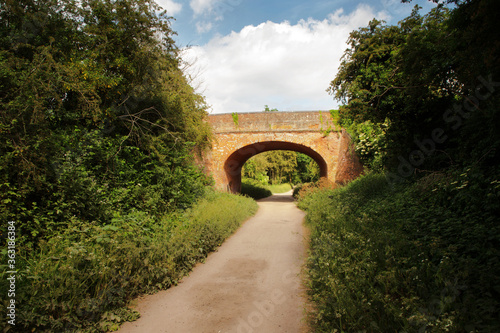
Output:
[117, 191, 309, 333]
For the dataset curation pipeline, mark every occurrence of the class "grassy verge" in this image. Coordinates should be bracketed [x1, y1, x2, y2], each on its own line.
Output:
[298, 172, 500, 332]
[0, 190, 257, 332]
[266, 183, 292, 193]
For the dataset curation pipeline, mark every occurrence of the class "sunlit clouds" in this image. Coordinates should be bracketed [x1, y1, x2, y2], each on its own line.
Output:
[182, 5, 388, 114]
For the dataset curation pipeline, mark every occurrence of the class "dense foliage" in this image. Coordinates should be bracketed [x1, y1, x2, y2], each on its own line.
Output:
[329, 0, 500, 178]
[242, 151, 320, 186]
[241, 179, 293, 200]
[0, 191, 257, 332]
[0, 0, 212, 249]
[0, 0, 242, 331]
[240, 179, 273, 200]
[299, 0, 500, 331]
[299, 173, 500, 332]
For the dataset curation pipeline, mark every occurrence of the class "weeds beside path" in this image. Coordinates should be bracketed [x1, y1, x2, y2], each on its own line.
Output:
[299, 173, 500, 332]
[0, 191, 257, 332]
[118, 191, 309, 333]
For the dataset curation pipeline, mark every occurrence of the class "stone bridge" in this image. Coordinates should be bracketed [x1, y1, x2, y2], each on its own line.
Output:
[204, 111, 363, 193]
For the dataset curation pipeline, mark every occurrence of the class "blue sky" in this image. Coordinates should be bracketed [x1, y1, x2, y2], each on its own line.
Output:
[155, 0, 439, 113]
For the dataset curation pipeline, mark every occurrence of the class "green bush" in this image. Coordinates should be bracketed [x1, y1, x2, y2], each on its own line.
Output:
[292, 183, 304, 199]
[241, 178, 292, 199]
[241, 179, 272, 200]
[300, 172, 500, 332]
[0, 191, 257, 332]
[293, 178, 337, 202]
[0, 0, 213, 251]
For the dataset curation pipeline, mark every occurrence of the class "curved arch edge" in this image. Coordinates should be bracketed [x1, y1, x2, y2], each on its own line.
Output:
[223, 141, 328, 193]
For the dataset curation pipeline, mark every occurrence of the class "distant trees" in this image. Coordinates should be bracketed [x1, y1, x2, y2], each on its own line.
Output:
[264, 105, 279, 112]
[242, 151, 319, 185]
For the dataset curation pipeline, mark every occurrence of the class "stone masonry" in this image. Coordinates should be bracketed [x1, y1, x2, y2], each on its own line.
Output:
[204, 111, 363, 193]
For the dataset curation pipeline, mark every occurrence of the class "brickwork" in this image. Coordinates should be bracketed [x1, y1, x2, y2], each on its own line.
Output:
[207, 111, 335, 133]
[204, 111, 362, 192]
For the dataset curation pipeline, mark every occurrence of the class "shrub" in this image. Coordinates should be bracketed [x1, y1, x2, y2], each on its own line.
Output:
[300, 172, 500, 332]
[293, 177, 337, 202]
[0, 191, 257, 332]
[292, 183, 304, 198]
[241, 179, 272, 200]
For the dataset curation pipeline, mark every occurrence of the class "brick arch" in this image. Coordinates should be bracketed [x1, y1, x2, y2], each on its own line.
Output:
[203, 111, 363, 193]
[224, 141, 328, 193]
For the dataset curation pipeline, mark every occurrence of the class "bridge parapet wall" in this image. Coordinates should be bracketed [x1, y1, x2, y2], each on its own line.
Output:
[207, 111, 335, 133]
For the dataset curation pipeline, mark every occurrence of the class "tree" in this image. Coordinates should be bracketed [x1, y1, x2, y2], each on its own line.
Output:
[242, 151, 319, 185]
[293, 153, 320, 183]
[328, 6, 457, 171]
[330, 0, 500, 175]
[242, 151, 296, 184]
[0, 0, 212, 248]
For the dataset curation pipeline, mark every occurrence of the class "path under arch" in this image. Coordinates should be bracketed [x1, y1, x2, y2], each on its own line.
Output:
[117, 191, 309, 333]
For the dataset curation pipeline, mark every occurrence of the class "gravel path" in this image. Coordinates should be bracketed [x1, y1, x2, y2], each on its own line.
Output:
[118, 191, 309, 333]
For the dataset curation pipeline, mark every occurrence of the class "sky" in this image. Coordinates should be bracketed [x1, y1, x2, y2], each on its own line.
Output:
[155, 0, 438, 114]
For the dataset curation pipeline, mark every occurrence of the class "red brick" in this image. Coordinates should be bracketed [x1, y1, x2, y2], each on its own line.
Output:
[204, 111, 362, 192]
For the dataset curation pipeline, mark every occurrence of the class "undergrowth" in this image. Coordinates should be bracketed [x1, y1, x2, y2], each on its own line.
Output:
[241, 179, 293, 200]
[299, 171, 500, 332]
[0, 190, 257, 332]
[241, 179, 272, 200]
[293, 178, 337, 201]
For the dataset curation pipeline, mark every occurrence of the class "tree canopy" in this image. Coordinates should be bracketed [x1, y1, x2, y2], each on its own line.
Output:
[242, 151, 319, 185]
[329, 0, 500, 178]
[0, 0, 212, 248]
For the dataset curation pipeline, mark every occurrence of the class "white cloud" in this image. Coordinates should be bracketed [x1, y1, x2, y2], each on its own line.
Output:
[190, 0, 217, 16]
[182, 5, 387, 114]
[156, 0, 183, 16]
[196, 21, 213, 34]
[190, 0, 242, 20]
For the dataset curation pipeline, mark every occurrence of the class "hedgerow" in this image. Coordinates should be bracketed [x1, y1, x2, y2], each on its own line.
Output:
[0, 191, 257, 332]
[300, 171, 500, 332]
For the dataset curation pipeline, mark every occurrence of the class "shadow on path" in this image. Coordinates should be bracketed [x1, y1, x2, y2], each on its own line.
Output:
[258, 190, 295, 203]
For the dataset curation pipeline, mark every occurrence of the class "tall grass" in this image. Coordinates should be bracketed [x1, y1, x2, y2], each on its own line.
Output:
[299, 172, 500, 332]
[266, 183, 292, 194]
[0, 190, 257, 332]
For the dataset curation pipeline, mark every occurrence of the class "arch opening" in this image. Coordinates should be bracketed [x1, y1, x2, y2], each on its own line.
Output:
[223, 141, 328, 193]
